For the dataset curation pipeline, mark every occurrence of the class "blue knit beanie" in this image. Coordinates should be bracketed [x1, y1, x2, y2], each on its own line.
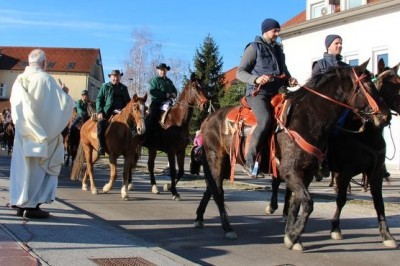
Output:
[325, 34, 341, 49]
[261, 18, 280, 34]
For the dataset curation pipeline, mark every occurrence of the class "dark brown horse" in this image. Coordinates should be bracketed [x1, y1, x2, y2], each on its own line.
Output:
[194, 62, 390, 251]
[327, 64, 400, 248]
[3, 121, 15, 155]
[64, 102, 96, 166]
[267, 64, 400, 249]
[70, 94, 147, 200]
[143, 74, 208, 200]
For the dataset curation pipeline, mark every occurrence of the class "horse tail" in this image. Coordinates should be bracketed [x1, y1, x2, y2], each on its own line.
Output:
[70, 142, 84, 181]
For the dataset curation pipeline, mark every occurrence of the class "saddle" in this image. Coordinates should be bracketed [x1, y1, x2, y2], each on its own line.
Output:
[225, 94, 291, 180]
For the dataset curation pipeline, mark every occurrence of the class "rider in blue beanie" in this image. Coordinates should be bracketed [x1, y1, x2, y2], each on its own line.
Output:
[261, 18, 281, 34]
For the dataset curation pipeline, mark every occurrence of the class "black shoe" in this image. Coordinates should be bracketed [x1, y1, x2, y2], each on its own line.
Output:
[98, 146, 105, 156]
[23, 208, 50, 219]
[13, 206, 25, 217]
[384, 171, 390, 178]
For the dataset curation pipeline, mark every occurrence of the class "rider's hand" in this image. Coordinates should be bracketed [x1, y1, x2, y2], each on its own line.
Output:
[97, 113, 103, 120]
[61, 83, 69, 94]
[256, 75, 272, 85]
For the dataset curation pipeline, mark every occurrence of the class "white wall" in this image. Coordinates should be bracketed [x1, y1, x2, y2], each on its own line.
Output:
[282, 7, 400, 169]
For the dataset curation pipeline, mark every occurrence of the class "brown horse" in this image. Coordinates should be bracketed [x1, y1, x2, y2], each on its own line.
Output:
[143, 73, 208, 200]
[194, 62, 390, 251]
[70, 94, 147, 200]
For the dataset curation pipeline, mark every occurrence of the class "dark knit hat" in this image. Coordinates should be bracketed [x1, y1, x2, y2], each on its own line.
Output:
[81, 89, 88, 95]
[325, 34, 342, 49]
[261, 18, 280, 34]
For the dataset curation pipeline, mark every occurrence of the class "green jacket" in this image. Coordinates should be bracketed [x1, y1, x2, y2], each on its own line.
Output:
[149, 76, 177, 104]
[76, 99, 89, 119]
[96, 82, 130, 118]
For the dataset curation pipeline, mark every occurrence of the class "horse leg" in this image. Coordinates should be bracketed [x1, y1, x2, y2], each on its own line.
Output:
[369, 169, 397, 248]
[147, 148, 159, 194]
[266, 177, 281, 215]
[120, 155, 132, 201]
[197, 149, 236, 239]
[284, 173, 314, 251]
[103, 155, 117, 193]
[331, 172, 352, 240]
[167, 152, 181, 200]
[176, 150, 185, 183]
[83, 146, 98, 194]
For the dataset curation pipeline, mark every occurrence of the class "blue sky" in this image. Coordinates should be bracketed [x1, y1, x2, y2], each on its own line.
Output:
[0, 0, 305, 75]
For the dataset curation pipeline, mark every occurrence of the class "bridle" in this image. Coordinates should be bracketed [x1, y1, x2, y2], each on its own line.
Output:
[175, 80, 208, 109]
[302, 67, 380, 118]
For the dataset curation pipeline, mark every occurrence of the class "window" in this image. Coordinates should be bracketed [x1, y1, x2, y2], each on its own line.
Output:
[343, 0, 366, 9]
[66, 62, 75, 69]
[344, 54, 359, 66]
[47, 61, 55, 68]
[310, 1, 325, 19]
[348, 59, 359, 66]
[19, 60, 29, 68]
[0, 83, 6, 97]
[373, 48, 389, 74]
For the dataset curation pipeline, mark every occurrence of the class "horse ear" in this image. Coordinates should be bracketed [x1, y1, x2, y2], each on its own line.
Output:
[132, 93, 138, 100]
[392, 63, 400, 74]
[358, 59, 370, 71]
[143, 93, 148, 102]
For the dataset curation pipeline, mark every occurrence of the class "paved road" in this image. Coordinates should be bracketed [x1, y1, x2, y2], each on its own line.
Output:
[53, 154, 400, 266]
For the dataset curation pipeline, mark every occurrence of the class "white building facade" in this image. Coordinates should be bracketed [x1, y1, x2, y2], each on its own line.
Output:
[281, 0, 400, 169]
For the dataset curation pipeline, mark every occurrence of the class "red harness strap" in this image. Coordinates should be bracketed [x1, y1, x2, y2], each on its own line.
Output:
[287, 129, 325, 162]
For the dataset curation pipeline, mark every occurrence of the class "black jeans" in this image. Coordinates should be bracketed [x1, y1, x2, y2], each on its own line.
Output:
[97, 119, 109, 148]
[146, 102, 162, 136]
[245, 94, 273, 166]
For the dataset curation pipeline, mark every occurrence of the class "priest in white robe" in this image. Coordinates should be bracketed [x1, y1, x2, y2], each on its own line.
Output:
[9, 49, 75, 218]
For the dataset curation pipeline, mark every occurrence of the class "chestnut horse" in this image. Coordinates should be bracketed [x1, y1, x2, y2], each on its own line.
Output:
[267, 64, 400, 249]
[194, 62, 390, 251]
[70, 94, 147, 200]
[143, 73, 208, 200]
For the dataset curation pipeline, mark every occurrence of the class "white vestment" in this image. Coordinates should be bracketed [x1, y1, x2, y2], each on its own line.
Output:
[9, 66, 75, 208]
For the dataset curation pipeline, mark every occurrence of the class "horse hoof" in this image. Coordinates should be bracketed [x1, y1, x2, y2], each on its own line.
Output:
[265, 205, 276, 215]
[194, 221, 204, 228]
[172, 194, 182, 201]
[330, 231, 343, 240]
[103, 185, 111, 193]
[82, 185, 88, 191]
[284, 235, 294, 249]
[383, 239, 398, 248]
[122, 195, 129, 201]
[292, 242, 304, 251]
[225, 231, 238, 239]
[128, 183, 134, 191]
[163, 183, 171, 192]
[151, 185, 160, 194]
[91, 189, 98, 195]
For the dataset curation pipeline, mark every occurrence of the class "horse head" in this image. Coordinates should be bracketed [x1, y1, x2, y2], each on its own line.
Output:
[129, 93, 147, 135]
[178, 73, 208, 110]
[347, 60, 391, 128]
[376, 63, 400, 114]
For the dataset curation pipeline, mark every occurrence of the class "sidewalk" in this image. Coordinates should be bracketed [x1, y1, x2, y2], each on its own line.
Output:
[0, 148, 399, 265]
[0, 151, 195, 266]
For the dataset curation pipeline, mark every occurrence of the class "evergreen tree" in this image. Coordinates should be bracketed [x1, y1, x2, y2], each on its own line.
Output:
[190, 34, 225, 135]
[220, 81, 246, 108]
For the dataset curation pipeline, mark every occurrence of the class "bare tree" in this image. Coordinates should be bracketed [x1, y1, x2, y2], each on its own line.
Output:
[123, 27, 189, 97]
